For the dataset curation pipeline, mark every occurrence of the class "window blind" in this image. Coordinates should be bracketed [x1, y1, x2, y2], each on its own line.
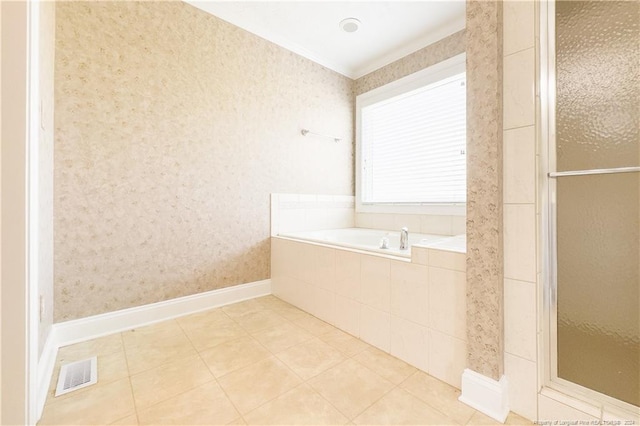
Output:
[360, 72, 466, 204]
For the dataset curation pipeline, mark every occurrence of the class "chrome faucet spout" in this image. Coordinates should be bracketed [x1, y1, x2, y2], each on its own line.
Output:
[400, 227, 409, 250]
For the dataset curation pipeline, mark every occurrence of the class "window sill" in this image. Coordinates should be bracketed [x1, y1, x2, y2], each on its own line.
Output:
[356, 202, 466, 216]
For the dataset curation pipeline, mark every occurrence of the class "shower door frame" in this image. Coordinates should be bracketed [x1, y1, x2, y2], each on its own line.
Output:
[540, 0, 640, 415]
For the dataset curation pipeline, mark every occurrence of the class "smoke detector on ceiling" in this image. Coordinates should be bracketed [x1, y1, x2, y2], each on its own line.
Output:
[339, 18, 361, 33]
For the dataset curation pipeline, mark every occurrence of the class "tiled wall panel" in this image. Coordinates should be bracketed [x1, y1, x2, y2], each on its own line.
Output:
[502, 1, 538, 421]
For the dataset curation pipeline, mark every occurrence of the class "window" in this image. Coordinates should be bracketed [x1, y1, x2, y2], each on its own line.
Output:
[356, 53, 466, 214]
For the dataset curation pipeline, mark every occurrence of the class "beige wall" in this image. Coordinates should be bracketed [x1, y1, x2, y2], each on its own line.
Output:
[354, 30, 465, 96]
[465, 0, 504, 381]
[39, 0, 55, 357]
[54, 1, 354, 321]
[1, 2, 29, 423]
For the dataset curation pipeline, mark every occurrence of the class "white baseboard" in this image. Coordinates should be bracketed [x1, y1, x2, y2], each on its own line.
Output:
[459, 368, 509, 423]
[36, 279, 271, 421]
[54, 279, 271, 347]
[36, 328, 58, 421]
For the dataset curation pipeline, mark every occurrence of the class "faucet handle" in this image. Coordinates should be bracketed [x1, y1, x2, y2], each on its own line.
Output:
[401, 227, 408, 232]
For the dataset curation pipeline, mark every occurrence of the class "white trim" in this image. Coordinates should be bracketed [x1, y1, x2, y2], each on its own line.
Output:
[27, 1, 41, 423]
[35, 328, 57, 420]
[459, 369, 509, 423]
[54, 279, 271, 348]
[2, 2, 36, 424]
[356, 203, 466, 216]
[356, 53, 467, 104]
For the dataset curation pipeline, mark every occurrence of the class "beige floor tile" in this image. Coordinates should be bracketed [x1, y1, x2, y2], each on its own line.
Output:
[318, 329, 371, 357]
[506, 413, 534, 425]
[130, 354, 214, 409]
[251, 321, 315, 353]
[353, 347, 416, 385]
[57, 333, 124, 360]
[244, 383, 348, 425]
[271, 304, 308, 321]
[234, 309, 288, 333]
[275, 337, 346, 380]
[400, 370, 475, 425]
[183, 321, 249, 352]
[176, 307, 234, 331]
[39, 378, 135, 425]
[289, 312, 338, 336]
[255, 295, 298, 312]
[308, 358, 395, 420]
[137, 381, 239, 425]
[466, 411, 503, 425]
[122, 320, 185, 346]
[227, 418, 247, 425]
[217, 356, 303, 414]
[353, 387, 456, 425]
[199, 336, 271, 378]
[47, 350, 130, 404]
[222, 299, 266, 318]
[110, 414, 139, 425]
[123, 321, 198, 374]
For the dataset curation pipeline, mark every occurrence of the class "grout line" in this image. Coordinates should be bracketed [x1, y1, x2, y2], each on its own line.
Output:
[133, 376, 219, 420]
[504, 123, 537, 132]
[119, 332, 132, 379]
[125, 375, 140, 426]
[504, 45, 536, 58]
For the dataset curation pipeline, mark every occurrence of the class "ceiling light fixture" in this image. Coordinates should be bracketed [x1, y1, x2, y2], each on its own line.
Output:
[339, 18, 360, 33]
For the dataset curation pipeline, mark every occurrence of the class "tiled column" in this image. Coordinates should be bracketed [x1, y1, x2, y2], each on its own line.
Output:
[465, 0, 504, 381]
[502, 1, 538, 421]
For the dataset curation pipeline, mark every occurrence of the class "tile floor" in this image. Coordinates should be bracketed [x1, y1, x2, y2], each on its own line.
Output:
[39, 295, 533, 425]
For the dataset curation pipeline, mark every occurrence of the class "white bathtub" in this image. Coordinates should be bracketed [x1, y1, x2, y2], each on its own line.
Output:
[278, 227, 451, 258]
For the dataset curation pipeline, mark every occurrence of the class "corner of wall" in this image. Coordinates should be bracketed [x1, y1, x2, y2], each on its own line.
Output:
[37, 0, 55, 361]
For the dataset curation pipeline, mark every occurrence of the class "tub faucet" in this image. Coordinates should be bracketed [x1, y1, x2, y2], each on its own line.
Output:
[400, 227, 409, 250]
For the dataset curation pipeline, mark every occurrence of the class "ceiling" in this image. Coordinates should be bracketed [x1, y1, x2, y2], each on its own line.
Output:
[185, 1, 466, 79]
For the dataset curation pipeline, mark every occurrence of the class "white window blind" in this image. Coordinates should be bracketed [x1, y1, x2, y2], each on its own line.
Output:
[360, 72, 466, 204]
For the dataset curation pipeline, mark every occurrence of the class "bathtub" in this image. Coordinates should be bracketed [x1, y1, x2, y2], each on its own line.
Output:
[271, 227, 468, 388]
[278, 227, 452, 258]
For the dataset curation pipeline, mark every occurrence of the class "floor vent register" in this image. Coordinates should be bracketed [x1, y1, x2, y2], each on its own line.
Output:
[55, 356, 98, 396]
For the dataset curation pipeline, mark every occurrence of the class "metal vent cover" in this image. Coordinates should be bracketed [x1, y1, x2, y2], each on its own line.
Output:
[55, 356, 98, 397]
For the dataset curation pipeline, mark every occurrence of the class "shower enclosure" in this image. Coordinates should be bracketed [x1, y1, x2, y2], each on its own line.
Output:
[543, 0, 639, 411]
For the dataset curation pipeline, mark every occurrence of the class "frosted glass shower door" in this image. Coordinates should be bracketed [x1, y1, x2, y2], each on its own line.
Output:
[553, 1, 639, 407]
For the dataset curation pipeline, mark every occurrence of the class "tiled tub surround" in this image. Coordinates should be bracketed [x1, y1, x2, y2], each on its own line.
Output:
[271, 234, 467, 389]
[279, 228, 454, 259]
[356, 212, 466, 236]
[270, 193, 355, 236]
[269, 193, 467, 237]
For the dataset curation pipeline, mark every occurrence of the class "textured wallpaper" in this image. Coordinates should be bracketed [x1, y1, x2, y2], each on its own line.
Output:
[465, 0, 504, 381]
[354, 30, 466, 96]
[54, 1, 354, 321]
